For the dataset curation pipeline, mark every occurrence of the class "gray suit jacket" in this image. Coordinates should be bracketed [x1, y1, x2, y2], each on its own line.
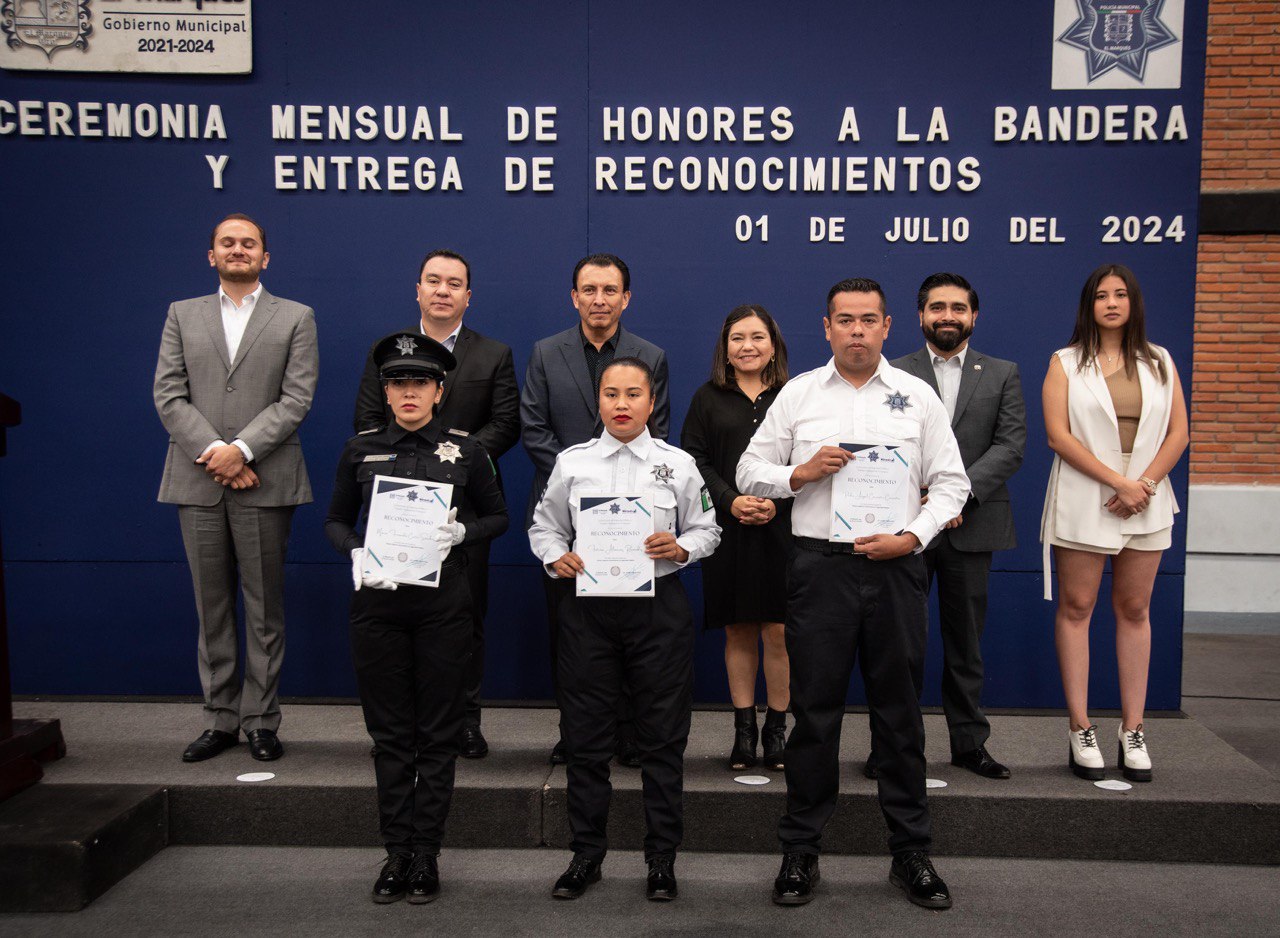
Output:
[520, 323, 669, 525]
[892, 346, 1025, 552]
[154, 288, 319, 507]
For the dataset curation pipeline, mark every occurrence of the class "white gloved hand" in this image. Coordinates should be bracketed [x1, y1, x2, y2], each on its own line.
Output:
[433, 508, 465, 563]
[350, 547, 398, 592]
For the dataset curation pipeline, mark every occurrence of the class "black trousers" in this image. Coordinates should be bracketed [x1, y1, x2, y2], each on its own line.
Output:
[779, 545, 931, 857]
[924, 539, 993, 754]
[544, 574, 635, 745]
[349, 557, 471, 856]
[461, 539, 489, 728]
[557, 576, 694, 861]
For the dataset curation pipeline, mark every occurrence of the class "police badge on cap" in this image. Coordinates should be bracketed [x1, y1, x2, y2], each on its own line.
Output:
[374, 331, 457, 381]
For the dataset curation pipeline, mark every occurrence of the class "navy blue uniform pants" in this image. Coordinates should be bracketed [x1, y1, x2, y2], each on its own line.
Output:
[780, 545, 932, 857]
[557, 575, 694, 861]
[349, 558, 471, 856]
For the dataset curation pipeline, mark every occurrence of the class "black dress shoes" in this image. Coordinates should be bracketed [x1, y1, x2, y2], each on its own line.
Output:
[372, 853, 411, 903]
[549, 740, 567, 765]
[890, 851, 952, 909]
[458, 725, 489, 759]
[646, 855, 678, 901]
[552, 854, 602, 899]
[407, 853, 440, 904]
[182, 729, 238, 763]
[951, 746, 1011, 779]
[771, 852, 820, 905]
[862, 753, 879, 780]
[247, 728, 283, 761]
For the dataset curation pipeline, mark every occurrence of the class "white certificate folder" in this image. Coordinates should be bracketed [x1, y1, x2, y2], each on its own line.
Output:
[362, 475, 454, 587]
[829, 443, 913, 542]
[575, 493, 656, 597]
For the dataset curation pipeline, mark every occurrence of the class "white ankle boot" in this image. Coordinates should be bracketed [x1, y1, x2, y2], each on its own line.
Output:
[1068, 724, 1105, 780]
[1118, 723, 1152, 782]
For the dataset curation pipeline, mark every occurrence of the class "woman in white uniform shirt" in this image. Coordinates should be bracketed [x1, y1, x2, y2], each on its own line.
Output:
[529, 357, 720, 902]
[1041, 264, 1188, 783]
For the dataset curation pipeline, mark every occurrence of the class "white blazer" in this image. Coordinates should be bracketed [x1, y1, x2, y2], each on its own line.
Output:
[1040, 344, 1179, 599]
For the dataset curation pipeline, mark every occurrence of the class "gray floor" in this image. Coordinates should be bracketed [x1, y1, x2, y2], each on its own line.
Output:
[1182, 631, 1280, 777]
[3, 624, 1278, 935]
[1, 847, 1277, 938]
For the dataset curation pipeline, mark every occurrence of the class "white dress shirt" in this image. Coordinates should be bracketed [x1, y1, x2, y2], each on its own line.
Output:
[421, 320, 463, 353]
[930, 344, 967, 421]
[202, 284, 264, 463]
[220, 283, 262, 363]
[736, 356, 969, 551]
[529, 428, 721, 578]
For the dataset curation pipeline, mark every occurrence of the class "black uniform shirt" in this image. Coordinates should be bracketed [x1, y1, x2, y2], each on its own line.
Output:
[326, 420, 509, 556]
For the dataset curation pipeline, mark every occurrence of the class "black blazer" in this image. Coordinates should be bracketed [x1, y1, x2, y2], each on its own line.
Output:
[891, 347, 1026, 553]
[353, 324, 521, 470]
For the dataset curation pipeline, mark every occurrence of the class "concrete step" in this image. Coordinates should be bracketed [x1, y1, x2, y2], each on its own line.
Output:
[15, 702, 1280, 865]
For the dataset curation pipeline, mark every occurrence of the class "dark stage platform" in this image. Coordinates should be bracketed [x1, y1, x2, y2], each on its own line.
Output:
[10, 701, 1279, 878]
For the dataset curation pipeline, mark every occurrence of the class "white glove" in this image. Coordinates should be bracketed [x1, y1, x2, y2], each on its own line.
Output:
[433, 508, 466, 563]
[350, 547, 398, 592]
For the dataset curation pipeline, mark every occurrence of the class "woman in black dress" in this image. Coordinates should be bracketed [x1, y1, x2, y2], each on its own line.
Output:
[681, 305, 792, 771]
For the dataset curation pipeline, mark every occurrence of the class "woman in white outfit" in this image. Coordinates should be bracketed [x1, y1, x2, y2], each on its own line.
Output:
[1041, 264, 1188, 783]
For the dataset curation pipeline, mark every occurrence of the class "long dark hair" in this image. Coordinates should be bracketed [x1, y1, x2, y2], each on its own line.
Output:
[710, 305, 790, 390]
[1069, 263, 1167, 383]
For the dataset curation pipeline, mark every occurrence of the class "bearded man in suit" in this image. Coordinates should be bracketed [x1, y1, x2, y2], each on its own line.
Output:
[154, 213, 318, 764]
[883, 272, 1026, 780]
[353, 249, 519, 758]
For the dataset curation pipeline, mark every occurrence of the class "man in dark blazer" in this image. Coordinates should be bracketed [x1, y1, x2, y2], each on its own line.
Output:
[521, 253, 670, 764]
[154, 213, 318, 764]
[353, 249, 520, 758]
[886, 272, 1026, 779]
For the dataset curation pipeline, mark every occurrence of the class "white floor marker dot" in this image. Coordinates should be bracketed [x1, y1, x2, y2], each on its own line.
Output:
[925, 778, 947, 789]
[1094, 779, 1132, 792]
[237, 772, 275, 783]
[734, 775, 771, 786]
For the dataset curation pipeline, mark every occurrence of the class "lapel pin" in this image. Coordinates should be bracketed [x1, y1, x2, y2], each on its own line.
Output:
[973, 364, 982, 371]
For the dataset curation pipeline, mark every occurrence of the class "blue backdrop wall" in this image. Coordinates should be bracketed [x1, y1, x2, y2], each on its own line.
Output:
[0, 1, 1206, 709]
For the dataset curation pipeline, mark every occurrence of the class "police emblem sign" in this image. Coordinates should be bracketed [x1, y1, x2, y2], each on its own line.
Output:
[1052, 0, 1183, 89]
[1, 0, 251, 73]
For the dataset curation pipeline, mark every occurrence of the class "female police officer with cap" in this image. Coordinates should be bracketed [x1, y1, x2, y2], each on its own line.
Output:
[326, 331, 508, 904]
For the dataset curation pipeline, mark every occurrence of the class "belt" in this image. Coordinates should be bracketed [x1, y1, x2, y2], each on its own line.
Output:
[795, 536, 861, 556]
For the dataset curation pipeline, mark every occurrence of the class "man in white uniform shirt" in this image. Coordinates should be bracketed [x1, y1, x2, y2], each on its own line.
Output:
[154, 213, 318, 764]
[737, 277, 968, 910]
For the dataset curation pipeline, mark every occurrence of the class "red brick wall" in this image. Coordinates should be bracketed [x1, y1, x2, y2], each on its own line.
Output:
[1193, 235, 1280, 482]
[1193, 1, 1280, 483]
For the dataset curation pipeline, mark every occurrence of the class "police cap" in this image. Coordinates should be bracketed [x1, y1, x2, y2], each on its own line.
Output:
[374, 331, 457, 381]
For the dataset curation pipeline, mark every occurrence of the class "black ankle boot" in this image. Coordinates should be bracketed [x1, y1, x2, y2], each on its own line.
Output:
[762, 708, 787, 770]
[728, 707, 758, 770]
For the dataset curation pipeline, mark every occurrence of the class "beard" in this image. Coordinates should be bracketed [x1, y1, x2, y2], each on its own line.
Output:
[924, 321, 972, 353]
[215, 259, 262, 283]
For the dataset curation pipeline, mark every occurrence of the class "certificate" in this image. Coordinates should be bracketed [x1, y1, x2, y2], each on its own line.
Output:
[829, 443, 913, 542]
[575, 493, 655, 597]
[362, 475, 454, 588]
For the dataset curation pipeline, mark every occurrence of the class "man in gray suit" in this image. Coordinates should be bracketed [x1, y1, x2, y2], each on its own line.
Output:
[521, 253, 670, 764]
[884, 272, 1025, 779]
[154, 213, 318, 763]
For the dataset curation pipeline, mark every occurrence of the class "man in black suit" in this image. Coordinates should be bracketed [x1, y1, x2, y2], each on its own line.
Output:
[885, 272, 1026, 779]
[521, 253, 670, 765]
[354, 249, 520, 758]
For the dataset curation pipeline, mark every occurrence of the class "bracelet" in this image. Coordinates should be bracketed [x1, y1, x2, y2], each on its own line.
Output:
[1139, 476, 1159, 494]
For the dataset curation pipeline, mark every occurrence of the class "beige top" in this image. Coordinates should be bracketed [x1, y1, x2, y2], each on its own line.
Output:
[1106, 367, 1143, 454]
